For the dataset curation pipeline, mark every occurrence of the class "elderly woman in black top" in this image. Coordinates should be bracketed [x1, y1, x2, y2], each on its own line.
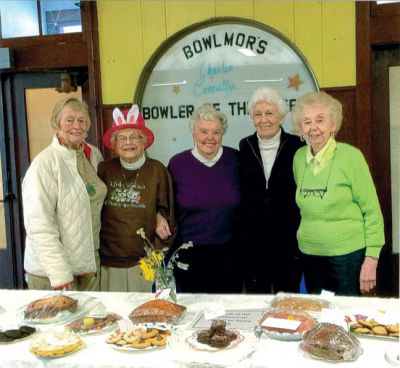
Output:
[239, 87, 304, 293]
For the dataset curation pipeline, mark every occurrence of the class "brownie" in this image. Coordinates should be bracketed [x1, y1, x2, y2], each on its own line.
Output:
[210, 334, 230, 348]
[225, 330, 237, 342]
[196, 330, 211, 344]
[210, 320, 226, 336]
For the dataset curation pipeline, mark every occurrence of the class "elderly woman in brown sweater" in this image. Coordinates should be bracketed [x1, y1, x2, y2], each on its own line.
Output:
[98, 105, 176, 292]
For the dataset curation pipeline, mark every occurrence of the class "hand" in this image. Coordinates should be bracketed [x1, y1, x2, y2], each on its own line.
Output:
[359, 257, 378, 294]
[52, 281, 74, 291]
[156, 212, 171, 240]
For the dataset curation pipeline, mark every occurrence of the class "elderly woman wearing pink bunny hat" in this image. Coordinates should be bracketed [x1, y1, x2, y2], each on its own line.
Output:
[98, 105, 176, 292]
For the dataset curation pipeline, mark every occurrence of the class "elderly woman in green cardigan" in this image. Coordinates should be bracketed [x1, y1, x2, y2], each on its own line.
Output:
[291, 91, 384, 296]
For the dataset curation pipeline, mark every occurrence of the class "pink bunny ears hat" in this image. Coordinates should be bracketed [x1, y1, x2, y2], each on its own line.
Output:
[102, 104, 155, 150]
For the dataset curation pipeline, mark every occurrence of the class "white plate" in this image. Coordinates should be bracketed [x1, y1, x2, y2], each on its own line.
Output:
[111, 344, 164, 353]
[18, 293, 101, 325]
[185, 330, 244, 352]
[385, 346, 400, 367]
[262, 329, 303, 341]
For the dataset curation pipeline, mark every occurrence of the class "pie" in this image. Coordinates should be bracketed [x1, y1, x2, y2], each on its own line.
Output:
[29, 330, 84, 358]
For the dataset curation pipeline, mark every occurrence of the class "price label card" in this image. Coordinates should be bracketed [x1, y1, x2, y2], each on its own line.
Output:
[203, 304, 226, 320]
[190, 309, 266, 331]
[320, 289, 335, 302]
[155, 288, 171, 300]
[261, 317, 302, 331]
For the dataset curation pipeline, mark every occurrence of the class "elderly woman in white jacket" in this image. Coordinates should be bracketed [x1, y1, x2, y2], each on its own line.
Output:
[22, 97, 107, 291]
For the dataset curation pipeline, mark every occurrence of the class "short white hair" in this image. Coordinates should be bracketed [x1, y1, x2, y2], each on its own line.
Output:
[248, 87, 288, 118]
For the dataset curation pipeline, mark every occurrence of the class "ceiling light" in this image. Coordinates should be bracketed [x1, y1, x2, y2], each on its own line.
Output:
[238, 48, 257, 57]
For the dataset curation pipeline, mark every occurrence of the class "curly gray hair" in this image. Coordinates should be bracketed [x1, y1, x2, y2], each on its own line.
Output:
[291, 91, 343, 135]
[189, 104, 228, 135]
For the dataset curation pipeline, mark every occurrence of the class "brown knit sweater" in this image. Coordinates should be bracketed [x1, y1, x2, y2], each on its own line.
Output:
[98, 157, 176, 268]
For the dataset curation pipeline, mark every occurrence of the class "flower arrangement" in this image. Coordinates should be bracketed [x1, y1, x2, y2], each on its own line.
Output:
[137, 228, 193, 302]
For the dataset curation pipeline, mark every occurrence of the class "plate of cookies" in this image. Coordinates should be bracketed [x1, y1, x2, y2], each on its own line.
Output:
[346, 312, 399, 340]
[0, 324, 38, 344]
[105, 322, 173, 352]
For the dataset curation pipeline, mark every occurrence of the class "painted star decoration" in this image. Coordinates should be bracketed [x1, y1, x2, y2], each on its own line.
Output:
[287, 74, 304, 91]
[172, 85, 180, 94]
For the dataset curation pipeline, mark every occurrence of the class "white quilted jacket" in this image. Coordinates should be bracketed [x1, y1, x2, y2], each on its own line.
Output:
[23, 136, 103, 287]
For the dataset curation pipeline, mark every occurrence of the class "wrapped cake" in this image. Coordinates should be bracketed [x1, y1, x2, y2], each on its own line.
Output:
[301, 322, 362, 361]
[24, 295, 78, 319]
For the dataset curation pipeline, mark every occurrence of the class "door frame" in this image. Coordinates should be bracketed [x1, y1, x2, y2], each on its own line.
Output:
[0, 69, 89, 288]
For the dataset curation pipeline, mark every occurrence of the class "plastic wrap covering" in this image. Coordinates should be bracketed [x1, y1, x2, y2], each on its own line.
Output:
[65, 313, 121, 334]
[300, 322, 363, 361]
[23, 295, 78, 320]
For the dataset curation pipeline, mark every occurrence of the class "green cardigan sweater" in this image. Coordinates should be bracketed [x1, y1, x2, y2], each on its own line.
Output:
[293, 143, 384, 258]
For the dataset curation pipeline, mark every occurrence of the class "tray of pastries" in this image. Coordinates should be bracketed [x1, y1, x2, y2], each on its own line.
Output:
[346, 312, 399, 340]
[270, 294, 330, 313]
[65, 313, 121, 334]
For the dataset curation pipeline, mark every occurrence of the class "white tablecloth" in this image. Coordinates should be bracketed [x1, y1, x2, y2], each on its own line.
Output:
[0, 289, 398, 367]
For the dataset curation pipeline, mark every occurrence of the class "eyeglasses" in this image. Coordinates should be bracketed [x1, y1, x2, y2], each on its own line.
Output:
[300, 187, 328, 199]
[115, 135, 142, 143]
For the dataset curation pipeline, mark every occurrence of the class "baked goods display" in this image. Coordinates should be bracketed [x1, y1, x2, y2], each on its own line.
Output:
[186, 320, 242, 351]
[29, 330, 84, 358]
[65, 313, 121, 334]
[259, 310, 317, 340]
[300, 322, 362, 361]
[0, 325, 37, 344]
[105, 325, 171, 351]
[348, 316, 399, 339]
[24, 295, 78, 320]
[129, 299, 186, 323]
[272, 296, 328, 312]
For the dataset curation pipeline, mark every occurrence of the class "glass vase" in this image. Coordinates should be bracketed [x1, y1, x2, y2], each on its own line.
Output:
[155, 268, 177, 303]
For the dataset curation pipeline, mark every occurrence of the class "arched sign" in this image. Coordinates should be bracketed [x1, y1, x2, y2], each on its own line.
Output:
[135, 17, 319, 165]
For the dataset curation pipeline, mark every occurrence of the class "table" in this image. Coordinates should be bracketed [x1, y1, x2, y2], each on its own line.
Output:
[0, 289, 398, 367]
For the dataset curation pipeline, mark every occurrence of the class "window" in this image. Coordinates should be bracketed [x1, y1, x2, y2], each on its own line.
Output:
[0, 0, 81, 39]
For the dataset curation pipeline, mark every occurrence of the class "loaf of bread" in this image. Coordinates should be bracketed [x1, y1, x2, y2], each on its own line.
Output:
[129, 299, 186, 323]
[24, 295, 78, 319]
[301, 323, 362, 361]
